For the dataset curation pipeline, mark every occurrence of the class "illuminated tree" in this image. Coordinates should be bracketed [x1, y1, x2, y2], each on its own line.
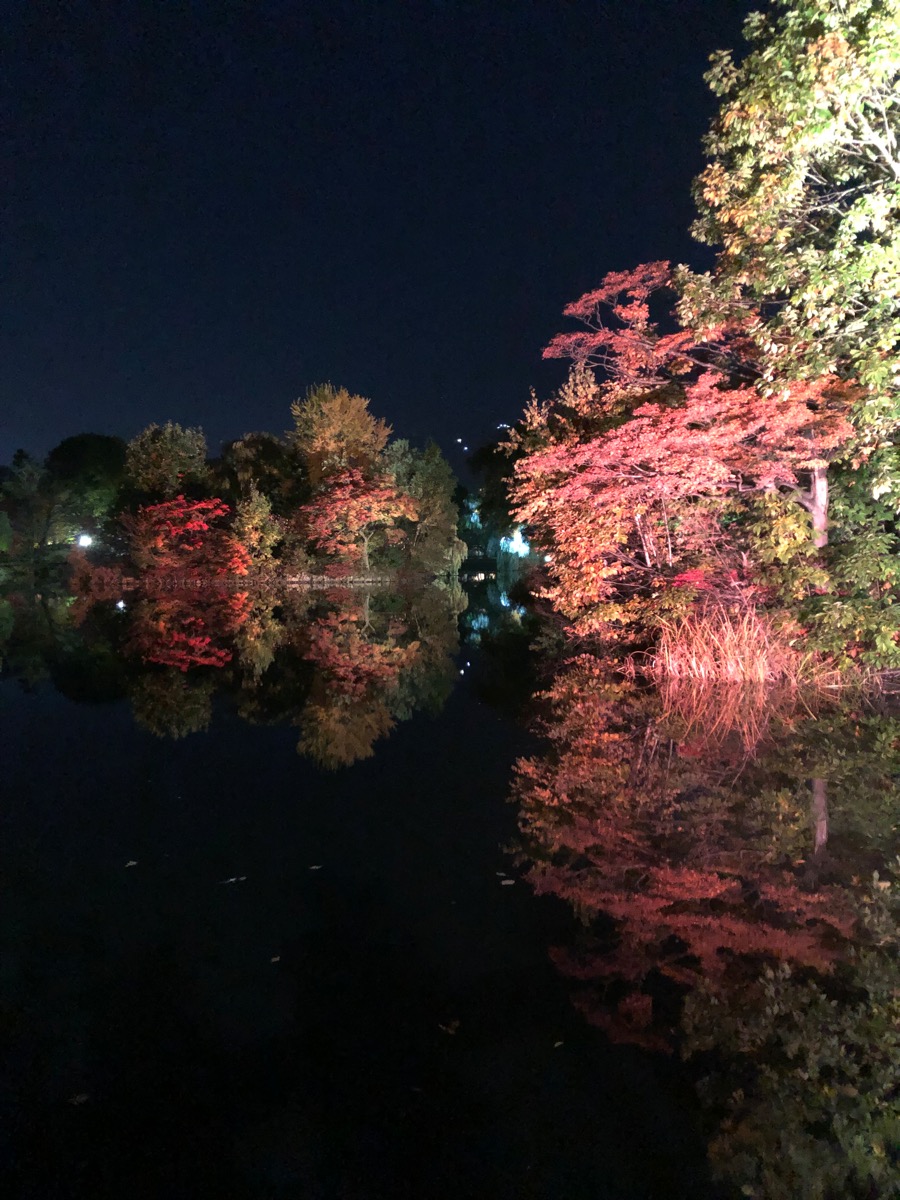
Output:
[290, 384, 391, 488]
[125, 421, 208, 498]
[682, 0, 900, 462]
[233, 485, 281, 571]
[122, 495, 251, 576]
[298, 468, 417, 572]
[384, 440, 467, 573]
[514, 266, 855, 636]
[217, 431, 305, 513]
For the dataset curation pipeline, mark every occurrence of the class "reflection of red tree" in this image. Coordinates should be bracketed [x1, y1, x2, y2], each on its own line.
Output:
[513, 657, 854, 1050]
[128, 592, 250, 671]
[298, 598, 419, 767]
[304, 608, 414, 696]
[122, 495, 251, 576]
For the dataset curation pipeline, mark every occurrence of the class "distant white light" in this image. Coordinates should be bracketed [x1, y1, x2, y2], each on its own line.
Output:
[497, 422, 510, 430]
[456, 438, 463, 443]
[116, 600, 126, 610]
[76, 534, 93, 547]
[459, 669, 465, 675]
[463, 445, 469, 451]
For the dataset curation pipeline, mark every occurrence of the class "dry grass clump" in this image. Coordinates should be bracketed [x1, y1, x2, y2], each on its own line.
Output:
[650, 603, 811, 686]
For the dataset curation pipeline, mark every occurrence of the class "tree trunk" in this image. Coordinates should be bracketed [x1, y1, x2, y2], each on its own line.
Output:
[810, 465, 828, 549]
[803, 777, 829, 889]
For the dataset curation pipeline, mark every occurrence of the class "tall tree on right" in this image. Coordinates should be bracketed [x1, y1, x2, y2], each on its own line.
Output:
[680, 0, 900, 486]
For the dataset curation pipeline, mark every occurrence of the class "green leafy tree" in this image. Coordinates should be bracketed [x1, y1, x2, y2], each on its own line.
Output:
[681, 0, 900, 460]
[383, 440, 467, 573]
[125, 422, 208, 498]
[217, 431, 305, 513]
[683, 880, 900, 1200]
[2, 451, 55, 553]
[44, 433, 127, 541]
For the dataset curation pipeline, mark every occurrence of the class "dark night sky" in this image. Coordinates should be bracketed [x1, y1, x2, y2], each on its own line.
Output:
[2, 0, 753, 467]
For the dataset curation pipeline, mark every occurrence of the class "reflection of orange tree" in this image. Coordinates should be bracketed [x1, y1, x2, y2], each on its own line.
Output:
[130, 670, 217, 739]
[297, 596, 419, 768]
[512, 655, 854, 1050]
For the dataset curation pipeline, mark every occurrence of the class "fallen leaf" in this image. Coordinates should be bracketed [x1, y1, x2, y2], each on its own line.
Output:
[270, 955, 281, 963]
[309, 865, 323, 871]
[125, 861, 138, 868]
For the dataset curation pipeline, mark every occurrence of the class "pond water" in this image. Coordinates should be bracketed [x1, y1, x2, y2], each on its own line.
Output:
[1, 584, 898, 1198]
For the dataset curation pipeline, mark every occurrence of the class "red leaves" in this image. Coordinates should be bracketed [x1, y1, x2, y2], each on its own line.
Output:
[512, 658, 855, 1050]
[514, 261, 859, 633]
[122, 495, 250, 576]
[127, 592, 250, 671]
[298, 468, 418, 570]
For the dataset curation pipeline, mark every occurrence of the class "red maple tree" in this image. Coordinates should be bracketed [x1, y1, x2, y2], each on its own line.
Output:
[511, 264, 857, 635]
[122, 495, 251, 577]
[298, 469, 417, 572]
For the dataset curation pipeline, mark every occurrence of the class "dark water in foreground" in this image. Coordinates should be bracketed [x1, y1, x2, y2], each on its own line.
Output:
[1, 586, 898, 1198]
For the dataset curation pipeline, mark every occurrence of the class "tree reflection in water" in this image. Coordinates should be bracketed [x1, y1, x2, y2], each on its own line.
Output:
[62, 580, 466, 768]
[511, 655, 900, 1198]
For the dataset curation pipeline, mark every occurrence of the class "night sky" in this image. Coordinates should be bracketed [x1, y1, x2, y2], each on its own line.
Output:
[3, 0, 753, 467]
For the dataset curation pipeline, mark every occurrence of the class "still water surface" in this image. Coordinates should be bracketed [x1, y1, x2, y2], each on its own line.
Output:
[1, 585, 897, 1198]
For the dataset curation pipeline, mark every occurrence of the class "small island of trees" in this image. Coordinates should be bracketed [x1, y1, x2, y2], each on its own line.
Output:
[0, 383, 466, 595]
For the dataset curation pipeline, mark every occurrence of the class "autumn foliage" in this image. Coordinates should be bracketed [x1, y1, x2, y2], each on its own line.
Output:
[512, 656, 855, 1050]
[122, 495, 251, 577]
[511, 264, 856, 640]
[297, 598, 420, 767]
[297, 468, 418, 573]
[127, 592, 251, 671]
